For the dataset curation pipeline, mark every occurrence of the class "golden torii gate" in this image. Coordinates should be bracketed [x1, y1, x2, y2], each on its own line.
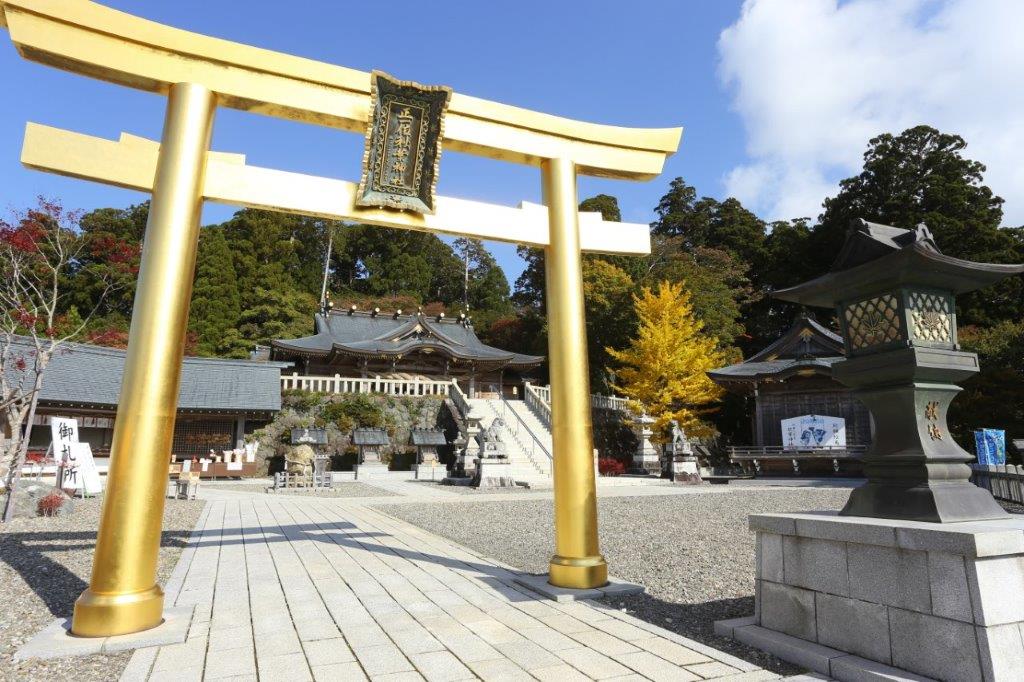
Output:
[0, 0, 681, 637]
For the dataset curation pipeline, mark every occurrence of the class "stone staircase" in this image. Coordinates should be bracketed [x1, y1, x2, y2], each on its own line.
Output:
[467, 397, 553, 484]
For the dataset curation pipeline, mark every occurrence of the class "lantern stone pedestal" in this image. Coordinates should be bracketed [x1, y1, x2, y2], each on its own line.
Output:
[716, 512, 1024, 681]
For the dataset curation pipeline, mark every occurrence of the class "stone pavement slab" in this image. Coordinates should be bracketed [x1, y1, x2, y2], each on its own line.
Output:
[119, 493, 777, 680]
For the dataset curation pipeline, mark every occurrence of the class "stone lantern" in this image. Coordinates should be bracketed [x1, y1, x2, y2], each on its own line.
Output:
[774, 220, 1024, 522]
[630, 413, 660, 475]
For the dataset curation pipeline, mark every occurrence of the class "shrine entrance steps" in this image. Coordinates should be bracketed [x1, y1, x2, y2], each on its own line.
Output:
[469, 399, 554, 485]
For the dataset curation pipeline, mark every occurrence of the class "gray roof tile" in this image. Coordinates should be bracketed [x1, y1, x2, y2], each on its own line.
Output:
[5, 336, 284, 413]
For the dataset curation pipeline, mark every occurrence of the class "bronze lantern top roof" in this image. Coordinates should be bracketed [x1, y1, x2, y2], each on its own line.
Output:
[774, 219, 1024, 308]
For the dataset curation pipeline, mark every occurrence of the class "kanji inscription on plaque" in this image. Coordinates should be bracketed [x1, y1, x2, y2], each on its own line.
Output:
[356, 71, 452, 214]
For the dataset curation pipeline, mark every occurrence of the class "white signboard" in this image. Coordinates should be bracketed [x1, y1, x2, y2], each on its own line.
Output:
[50, 416, 79, 462]
[781, 415, 846, 449]
[62, 442, 103, 495]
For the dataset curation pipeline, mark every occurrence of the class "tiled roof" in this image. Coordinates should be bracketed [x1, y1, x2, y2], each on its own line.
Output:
[708, 314, 845, 384]
[5, 336, 285, 413]
[271, 310, 543, 368]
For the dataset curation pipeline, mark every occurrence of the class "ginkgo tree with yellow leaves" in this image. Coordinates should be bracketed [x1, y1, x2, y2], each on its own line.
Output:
[606, 281, 726, 438]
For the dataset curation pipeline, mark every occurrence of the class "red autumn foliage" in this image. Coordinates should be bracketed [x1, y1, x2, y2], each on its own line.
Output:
[85, 328, 130, 348]
[86, 329, 200, 355]
[37, 491, 66, 517]
[598, 457, 627, 476]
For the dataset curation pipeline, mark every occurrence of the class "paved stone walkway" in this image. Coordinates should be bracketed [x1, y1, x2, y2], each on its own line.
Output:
[120, 491, 781, 681]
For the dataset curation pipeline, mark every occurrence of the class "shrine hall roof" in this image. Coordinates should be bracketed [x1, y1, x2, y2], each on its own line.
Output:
[708, 314, 845, 385]
[271, 309, 543, 369]
[4, 336, 285, 414]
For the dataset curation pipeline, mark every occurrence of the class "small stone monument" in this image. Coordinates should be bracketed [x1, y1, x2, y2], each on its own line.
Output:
[664, 420, 700, 483]
[473, 418, 515, 489]
[410, 428, 447, 481]
[352, 427, 390, 480]
[630, 413, 660, 475]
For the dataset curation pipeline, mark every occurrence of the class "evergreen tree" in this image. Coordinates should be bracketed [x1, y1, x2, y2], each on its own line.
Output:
[815, 125, 1023, 325]
[189, 226, 241, 356]
[951, 320, 1024, 444]
[644, 242, 753, 352]
[217, 287, 317, 358]
[607, 281, 726, 437]
[651, 179, 768, 273]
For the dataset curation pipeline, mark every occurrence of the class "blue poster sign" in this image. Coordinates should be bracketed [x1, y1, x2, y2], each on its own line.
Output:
[974, 429, 1006, 465]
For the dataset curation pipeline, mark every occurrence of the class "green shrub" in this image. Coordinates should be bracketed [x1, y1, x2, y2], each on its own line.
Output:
[319, 395, 386, 431]
[282, 389, 321, 412]
[318, 402, 355, 433]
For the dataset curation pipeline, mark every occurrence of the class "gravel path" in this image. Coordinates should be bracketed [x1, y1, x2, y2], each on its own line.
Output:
[377, 487, 854, 675]
[416, 481, 538, 495]
[0, 497, 205, 681]
[269, 482, 399, 497]
[205, 481, 399, 497]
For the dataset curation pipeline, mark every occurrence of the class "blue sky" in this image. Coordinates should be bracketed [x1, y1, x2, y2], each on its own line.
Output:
[0, 0, 748, 284]
[4, 1, 1021, 285]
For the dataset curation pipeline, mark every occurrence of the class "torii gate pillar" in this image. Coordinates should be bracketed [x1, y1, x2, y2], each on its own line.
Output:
[543, 158, 606, 588]
[72, 83, 217, 636]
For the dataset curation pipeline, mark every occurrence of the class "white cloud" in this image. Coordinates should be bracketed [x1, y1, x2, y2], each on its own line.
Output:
[718, 0, 1024, 225]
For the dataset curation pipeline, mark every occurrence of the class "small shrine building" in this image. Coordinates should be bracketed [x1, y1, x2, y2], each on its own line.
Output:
[270, 307, 543, 397]
[708, 314, 872, 471]
[9, 337, 285, 459]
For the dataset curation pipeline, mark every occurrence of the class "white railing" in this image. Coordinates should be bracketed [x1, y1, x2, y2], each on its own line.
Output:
[526, 383, 631, 417]
[523, 382, 551, 429]
[591, 394, 631, 412]
[450, 379, 473, 420]
[281, 373, 454, 397]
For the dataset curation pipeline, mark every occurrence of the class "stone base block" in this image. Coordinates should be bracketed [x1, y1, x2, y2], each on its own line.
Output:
[414, 463, 444, 481]
[474, 459, 516, 489]
[717, 512, 1024, 682]
[731, 623, 935, 681]
[630, 454, 660, 476]
[15, 606, 193, 661]
[513, 573, 645, 602]
[354, 463, 390, 480]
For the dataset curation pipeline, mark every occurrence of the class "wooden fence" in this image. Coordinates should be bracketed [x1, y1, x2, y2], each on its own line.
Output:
[971, 464, 1024, 504]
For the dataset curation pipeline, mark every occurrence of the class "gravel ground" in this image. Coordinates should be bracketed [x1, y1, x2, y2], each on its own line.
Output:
[377, 487, 856, 675]
[0, 497, 205, 681]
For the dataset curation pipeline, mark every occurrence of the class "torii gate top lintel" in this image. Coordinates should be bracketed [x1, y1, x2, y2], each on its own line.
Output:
[0, 0, 682, 181]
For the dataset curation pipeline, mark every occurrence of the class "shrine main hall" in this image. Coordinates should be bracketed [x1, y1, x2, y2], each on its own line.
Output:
[268, 306, 543, 397]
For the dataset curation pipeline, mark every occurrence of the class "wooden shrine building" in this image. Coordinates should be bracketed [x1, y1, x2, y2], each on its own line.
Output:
[270, 307, 543, 397]
[6, 336, 285, 460]
[708, 314, 871, 475]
